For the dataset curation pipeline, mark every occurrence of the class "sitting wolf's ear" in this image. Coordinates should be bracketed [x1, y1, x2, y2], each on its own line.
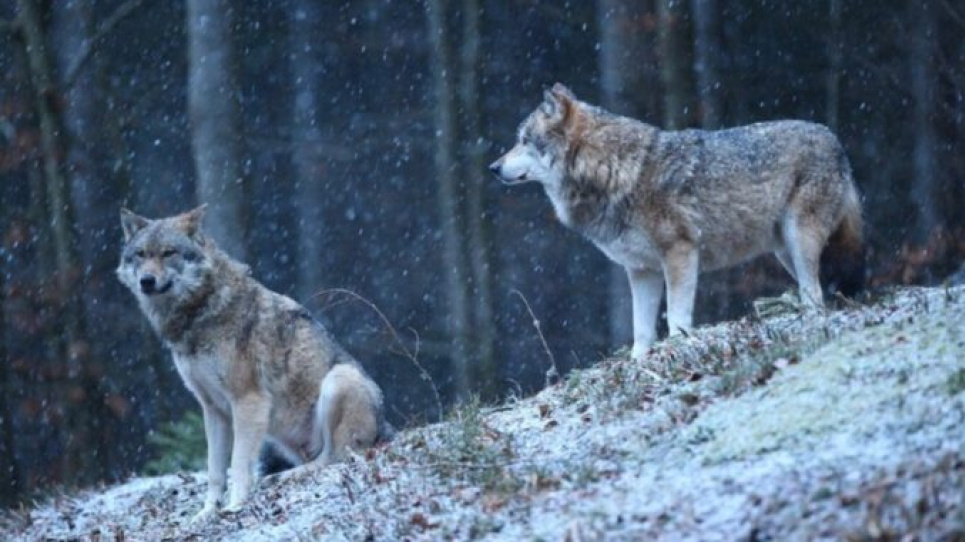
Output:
[543, 83, 576, 126]
[178, 204, 208, 239]
[550, 82, 575, 100]
[120, 209, 150, 241]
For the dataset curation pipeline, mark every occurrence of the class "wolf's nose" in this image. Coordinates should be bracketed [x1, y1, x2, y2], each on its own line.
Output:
[140, 275, 157, 292]
[488, 161, 501, 175]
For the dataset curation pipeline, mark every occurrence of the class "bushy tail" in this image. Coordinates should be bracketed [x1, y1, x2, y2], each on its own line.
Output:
[821, 181, 865, 297]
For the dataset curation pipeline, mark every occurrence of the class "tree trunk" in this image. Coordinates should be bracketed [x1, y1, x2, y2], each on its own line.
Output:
[289, 0, 329, 302]
[458, 0, 497, 397]
[0, 261, 22, 506]
[690, 0, 737, 321]
[657, 0, 689, 129]
[690, 0, 722, 128]
[50, 0, 126, 483]
[597, 0, 650, 348]
[426, 0, 471, 400]
[825, 0, 842, 132]
[722, 12, 748, 123]
[186, 0, 247, 258]
[16, 0, 94, 487]
[598, 0, 648, 116]
[909, 0, 938, 243]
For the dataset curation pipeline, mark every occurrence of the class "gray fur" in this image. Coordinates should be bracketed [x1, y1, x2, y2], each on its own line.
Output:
[491, 83, 863, 359]
[117, 206, 385, 521]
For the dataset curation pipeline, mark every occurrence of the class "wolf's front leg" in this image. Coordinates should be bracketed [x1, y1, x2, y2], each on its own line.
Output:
[192, 405, 232, 523]
[627, 268, 664, 360]
[663, 244, 699, 336]
[224, 394, 271, 513]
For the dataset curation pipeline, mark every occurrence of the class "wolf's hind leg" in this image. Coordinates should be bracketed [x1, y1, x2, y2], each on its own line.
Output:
[781, 215, 825, 308]
[313, 365, 380, 465]
[663, 244, 699, 336]
[627, 268, 663, 360]
[224, 394, 271, 512]
[774, 249, 797, 281]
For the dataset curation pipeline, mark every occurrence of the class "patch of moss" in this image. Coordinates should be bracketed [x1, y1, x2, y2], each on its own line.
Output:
[946, 369, 965, 395]
[684, 302, 964, 464]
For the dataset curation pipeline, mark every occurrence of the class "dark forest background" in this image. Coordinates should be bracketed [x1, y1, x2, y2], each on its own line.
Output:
[0, 0, 962, 506]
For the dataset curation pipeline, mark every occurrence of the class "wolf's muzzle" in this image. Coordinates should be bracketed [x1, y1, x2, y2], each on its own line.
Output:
[140, 274, 172, 295]
[140, 275, 157, 292]
[488, 158, 520, 184]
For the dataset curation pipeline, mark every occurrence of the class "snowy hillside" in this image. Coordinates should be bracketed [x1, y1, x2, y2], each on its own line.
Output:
[4, 286, 963, 541]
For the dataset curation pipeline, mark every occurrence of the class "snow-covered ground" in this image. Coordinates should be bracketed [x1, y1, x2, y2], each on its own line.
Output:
[4, 286, 963, 541]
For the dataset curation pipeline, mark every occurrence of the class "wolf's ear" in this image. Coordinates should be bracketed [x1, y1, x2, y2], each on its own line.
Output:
[178, 204, 208, 238]
[120, 209, 150, 241]
[542, 83, 577, 127]
[550, 82, 575, 101]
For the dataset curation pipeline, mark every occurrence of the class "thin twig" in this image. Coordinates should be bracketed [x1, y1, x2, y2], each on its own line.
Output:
[510, 289, 560, 388]
[640, 366, 666, 383]
[833, 291, 863, 310]
[383, 457, 528, 472]
[939, 0, 965, 29]
[313, 288, 443, 421]
[64, 0, 154, 87]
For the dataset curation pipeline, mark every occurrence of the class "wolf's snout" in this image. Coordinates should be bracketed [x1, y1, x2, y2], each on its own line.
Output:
[140, 274, 158, 293]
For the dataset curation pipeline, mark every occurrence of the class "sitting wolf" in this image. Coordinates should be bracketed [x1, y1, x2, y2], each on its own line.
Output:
[117, 205, 387, 521]
[490, 84, 863, 360]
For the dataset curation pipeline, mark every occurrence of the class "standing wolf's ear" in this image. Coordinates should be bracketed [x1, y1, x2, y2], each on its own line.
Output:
[542, 83, 577, 127]
[120, 209, 150, 241]
[177, 204, 208, 238]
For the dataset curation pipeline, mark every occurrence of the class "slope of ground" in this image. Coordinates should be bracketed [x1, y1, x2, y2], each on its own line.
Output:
[4, 286, 963, 541]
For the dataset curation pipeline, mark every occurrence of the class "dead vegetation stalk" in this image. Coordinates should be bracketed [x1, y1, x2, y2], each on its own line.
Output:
[511, 289, 560, 387]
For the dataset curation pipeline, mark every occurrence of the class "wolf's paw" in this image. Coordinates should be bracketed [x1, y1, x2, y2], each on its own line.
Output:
[221, 499, 246, 515]
[630, 342, 651, 361]
[190, 502, 218, 524]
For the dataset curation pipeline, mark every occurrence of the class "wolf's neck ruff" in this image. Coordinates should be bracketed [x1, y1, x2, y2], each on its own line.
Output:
[549, 116, 661, 242]
[157, 275, 216, 343]
[143, 247, 247, 351]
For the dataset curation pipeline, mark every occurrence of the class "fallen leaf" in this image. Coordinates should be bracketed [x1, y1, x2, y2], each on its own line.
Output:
[410, 512, 438, 530]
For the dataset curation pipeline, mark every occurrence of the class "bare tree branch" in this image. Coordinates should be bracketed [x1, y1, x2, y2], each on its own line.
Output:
[64, 0, 154, 87]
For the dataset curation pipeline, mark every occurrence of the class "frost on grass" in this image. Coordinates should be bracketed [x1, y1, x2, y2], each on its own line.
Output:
[3, 286, 963, 541]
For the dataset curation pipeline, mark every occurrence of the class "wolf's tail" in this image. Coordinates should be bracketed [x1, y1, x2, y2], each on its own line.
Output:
[821, 180, 865, 297]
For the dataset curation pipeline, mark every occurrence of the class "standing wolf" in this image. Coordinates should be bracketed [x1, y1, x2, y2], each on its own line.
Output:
[117, 205, 386, 521]
[490, 84, 863, 360]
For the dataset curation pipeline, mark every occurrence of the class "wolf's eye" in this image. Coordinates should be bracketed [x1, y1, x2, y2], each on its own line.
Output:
[183, 251, 199, 262]
[161, 249, 177, 258]
[134, 250, 146, 258]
